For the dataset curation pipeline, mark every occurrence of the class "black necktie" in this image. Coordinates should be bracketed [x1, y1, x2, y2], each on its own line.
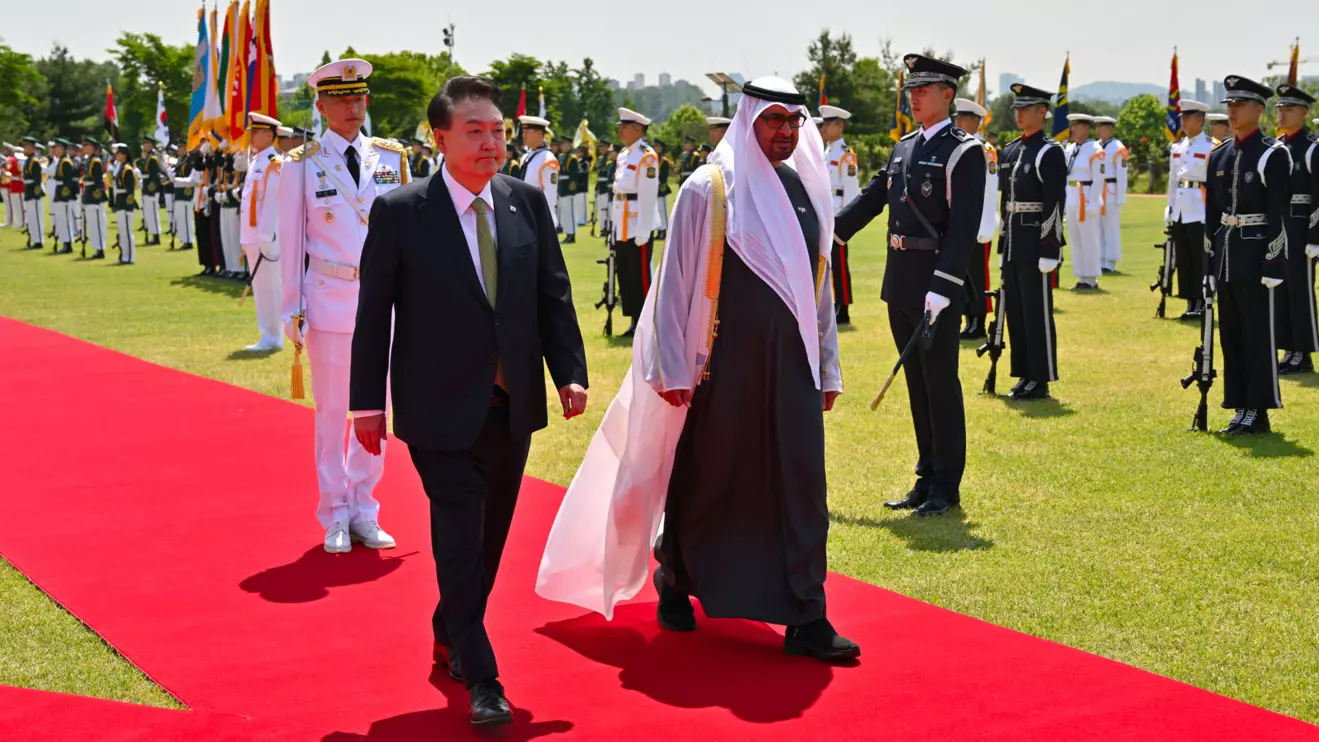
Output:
[344, 145, 360, 187]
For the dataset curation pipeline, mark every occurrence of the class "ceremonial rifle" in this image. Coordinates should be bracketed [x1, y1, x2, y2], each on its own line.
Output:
[871, 310, 934, 410]
[976, 283, 1007, 395]
[595, 202, 618, 336]
[1150, 226, 1174, 318]
[1180, 275, 1216, 431]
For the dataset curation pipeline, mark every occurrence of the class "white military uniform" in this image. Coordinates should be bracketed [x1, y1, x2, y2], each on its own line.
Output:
[518, 132, 559, 228]
[611, 138, 659, 247]
[171, 157, 198, 247]
[241, 127, 284, 351]
[1096, 120, 1128, 271]
[1063, 118, 1105, 283]
[219, 150, 246, 273]
[1166, 131, 1212, 226]
[824, 138, 859, 215]
[279, 126, 408, 532]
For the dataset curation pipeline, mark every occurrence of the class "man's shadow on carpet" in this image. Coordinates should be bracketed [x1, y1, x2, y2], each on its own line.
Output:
[320, 665, 574, 742]
[536, 602, 840, 723]
[239, 546, 417, 603]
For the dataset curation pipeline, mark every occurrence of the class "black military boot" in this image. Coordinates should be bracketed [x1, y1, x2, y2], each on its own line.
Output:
[653, 567, 696, 632]
[836, 304, 850, 325]
[783, 618, 860, 662]
[1231, 409, 1271, 435]
[1009, 380, 1050, 400]
[1219, 409, 1246, 434]
[960, 316, 983, 340]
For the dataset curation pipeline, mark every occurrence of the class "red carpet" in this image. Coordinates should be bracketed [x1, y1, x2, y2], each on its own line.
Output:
[0, 315, 1315, 741]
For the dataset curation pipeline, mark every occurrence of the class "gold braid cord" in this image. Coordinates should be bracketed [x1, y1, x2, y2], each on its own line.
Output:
[699, 164, 728, 380]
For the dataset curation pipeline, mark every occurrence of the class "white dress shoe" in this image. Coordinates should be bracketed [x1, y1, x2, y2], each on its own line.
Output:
[244, 339, 283, 352]
[349, 521, 396, 549]
[324, 522, 352, 554]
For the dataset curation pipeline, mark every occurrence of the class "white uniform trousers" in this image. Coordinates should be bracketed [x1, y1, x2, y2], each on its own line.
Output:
[557, 197, 577, 236]
[51, 201, 75, 244]
[655, 194, 670, 233]
[1066, 202, 1103, 281]
[595, 194, 609, 228]
[83, 203, 107, 252]
[114, 209, 136, 263]
[573, 192, 587, 226]
[1100, 206, 1122, 271]
[4, 191, 23, 228]
[219, 208, 243, 272]
[241, 243, 284, 348]
[141, 195, 161, 238]
[164, 193, 175, 232]
[23, 197, 44, 245]
[305, 328, 385, 529]
[172, 196, 195, 245]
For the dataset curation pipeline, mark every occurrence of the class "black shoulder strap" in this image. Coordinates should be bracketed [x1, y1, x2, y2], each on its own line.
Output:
[900, 138, 942, 240]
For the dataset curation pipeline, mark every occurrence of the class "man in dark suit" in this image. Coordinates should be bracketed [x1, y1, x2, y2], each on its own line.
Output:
[349, 75, 589, 727]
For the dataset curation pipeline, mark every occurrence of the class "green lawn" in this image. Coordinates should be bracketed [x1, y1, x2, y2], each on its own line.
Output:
[1, 197, 1317, 722]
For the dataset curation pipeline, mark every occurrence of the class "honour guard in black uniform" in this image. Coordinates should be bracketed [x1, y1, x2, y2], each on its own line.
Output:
[139, 136, 164, 245]
[594, 141, 612, 227]
[996, 83, 1067, 400]
[499, 142, 518, 176]
[409, 137, 433, 179]
[1205, 76, 1292, 434]
[556, 138, 580, 243]
[80, 137, 109, 259]
[49, 138, 78, 254]
[111, 144, 139, 264]
[678, 136, 700, 185]
[573, 144, 591, 229]
[652, 138, 672, 240]
[20, 137, 45, 249]
[1272, 84, 1319, 375]
[834, 55, 986, 517]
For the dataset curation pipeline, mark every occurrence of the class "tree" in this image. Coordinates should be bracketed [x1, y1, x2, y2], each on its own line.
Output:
[485, 54, 542, 120]
[319, 50, 332, 67]
[359, 51, 437, 138]
[650, 104, 709, 150]
[27, 45, 117, 142]
[1117, 93, 1167, 193]
[111, 33, 192, 147]
[792, 30, 858, 121]
[573, 58, 614, 140]
[540, 60, 574, 132]
[0, 40, 42, 141]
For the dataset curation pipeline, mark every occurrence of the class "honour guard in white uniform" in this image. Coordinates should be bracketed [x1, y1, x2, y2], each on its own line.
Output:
[706, 116, 731, 148]
[278, 59, 407, 553]
[1208, 112, 1230, 144]
[1094, 116, 1127, 273]
[517, 115, 559, 227]
[1165, 100, 1213, 318]
[819, 105, 859, 323]
[610, 107, 660, 336]
[241, 113, 285, 352]
[954, 98, 1001, 339]
[1063, 114, 1105, 289]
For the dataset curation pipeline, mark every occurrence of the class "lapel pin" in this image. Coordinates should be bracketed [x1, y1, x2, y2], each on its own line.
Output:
[510, 205, 516, 213]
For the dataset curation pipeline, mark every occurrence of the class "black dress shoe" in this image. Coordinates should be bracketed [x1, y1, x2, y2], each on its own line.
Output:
[959, 317, 983, 340]
[654, 567, 696, 632]
[1218, 409, 1246, 434]
[1229, 409, 1271, 435]
[433, 643, 462, 682]
[883, 488, 926, 510]
[1009, 381, 1050, 400]
[836, 305, 850, 325]
[1279, 353, 1313, 375]
[180, 242, 194, 251]
[563, 234, 576, 244]
[620, 318, 638, 338]
[783, 618, 860, 662]
[1009, 378, 1028, 395]
[914, 499, 959, 517]
[92, 250, 105, 260]
[469, 680, 513, 727]
[60, 244, 72, 254]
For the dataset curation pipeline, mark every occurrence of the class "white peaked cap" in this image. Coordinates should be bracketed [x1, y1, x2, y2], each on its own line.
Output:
[1067, 113, 1094, 123]
[276, 126, 294, 137]
[1093, 116, 1117, 125]
[818, 105, 852, 120]
[954, 98, 987, 118]
[518, 115, 550, 128]
[706, 116, 732, 127]
[618, 108, 652, 126]
[247, 112, 282, 130]
[1180, 99, 1210, 113]
[1207, 113, 1229, 122]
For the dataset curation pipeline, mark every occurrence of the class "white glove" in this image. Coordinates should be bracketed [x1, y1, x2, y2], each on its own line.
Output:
[283, 318, 305, 348]
[1306, 244, 1319, 260]
[1163, 206, 1171, 225]
[924, 291, 951, 323]
[1261, 277, 1283, 289]
[1039, 258, 1060, 273]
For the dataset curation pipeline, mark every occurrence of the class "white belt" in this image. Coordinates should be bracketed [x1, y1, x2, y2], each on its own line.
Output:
[308, 256, 359, 281]
[1292, 194, 1312, 205]
[1006, 201, 1043, 213]
[1220, 213, 1267, 227]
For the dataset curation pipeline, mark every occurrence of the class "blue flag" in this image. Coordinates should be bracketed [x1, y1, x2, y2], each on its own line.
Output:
[1052, 55, 1070, 141]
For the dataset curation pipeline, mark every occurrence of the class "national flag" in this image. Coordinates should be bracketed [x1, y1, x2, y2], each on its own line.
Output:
[243, 0, 255, 125]
[888, 72, 913, 142]
[104, 81, 118, 143]
[976, 60, 991, 133]
[818, 74, 827, 107]
[1165, 48, 1182, 143]
[1288, 38, 1300, 87]
[217, 2, 232, 120]
[516, 86, 527, 119]
[1051, 54, 1070, 142]
[249, 0, 278, 119]
[202, 6, 223, 145]
[155, 83, 170, 148]
[228, 0, 252, 148]
[538, 85, 546, 119]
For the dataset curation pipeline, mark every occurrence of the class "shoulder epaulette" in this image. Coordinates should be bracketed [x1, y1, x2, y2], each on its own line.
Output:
[900, 130, 920, 141]
[1211, 137, 1226, 149]
[950, 127, 972, 141]
[1264, 137, 1283, 148]
[371, 137, 406, 154]
[288, 140, 320, 161]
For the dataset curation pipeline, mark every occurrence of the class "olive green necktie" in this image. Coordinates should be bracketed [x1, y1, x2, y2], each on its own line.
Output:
[471, 198, 497, 306]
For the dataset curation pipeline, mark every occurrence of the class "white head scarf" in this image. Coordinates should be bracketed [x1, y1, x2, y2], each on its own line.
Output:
[707, 77, 834, 385]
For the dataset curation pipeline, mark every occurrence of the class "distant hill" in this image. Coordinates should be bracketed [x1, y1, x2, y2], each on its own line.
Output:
[1070, 81, 1164, 105]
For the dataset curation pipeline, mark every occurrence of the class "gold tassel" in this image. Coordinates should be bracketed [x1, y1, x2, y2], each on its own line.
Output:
[290, 345, 305, 400]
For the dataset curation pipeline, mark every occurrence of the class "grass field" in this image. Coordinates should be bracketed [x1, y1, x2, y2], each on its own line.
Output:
[1, 196, 1317, 723]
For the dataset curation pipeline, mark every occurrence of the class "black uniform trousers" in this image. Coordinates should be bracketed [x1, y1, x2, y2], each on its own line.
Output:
[1218, 279, 1283, 410]
[615, 238, 653, 318]
[831, 241, 853, 308]
[963, 242, 992, 322]
[195, 210, 213, 267]
[1274, 229, 1319, 353]
[408, 395, 531, 687]
[1171, 219, 1205, 302]
[1003, 258, 1058, 383]
[890, 304, 965, 503]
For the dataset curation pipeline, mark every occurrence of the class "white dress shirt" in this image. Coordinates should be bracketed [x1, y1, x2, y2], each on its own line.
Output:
[918, 117, 952, 144]
[353, 165, 499, 419]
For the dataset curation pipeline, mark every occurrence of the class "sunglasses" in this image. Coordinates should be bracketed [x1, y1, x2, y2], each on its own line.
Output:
[758, 112, 808, 131]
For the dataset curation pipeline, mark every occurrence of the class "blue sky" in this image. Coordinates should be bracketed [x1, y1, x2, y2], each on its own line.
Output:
[7, 0, 1312, 102]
